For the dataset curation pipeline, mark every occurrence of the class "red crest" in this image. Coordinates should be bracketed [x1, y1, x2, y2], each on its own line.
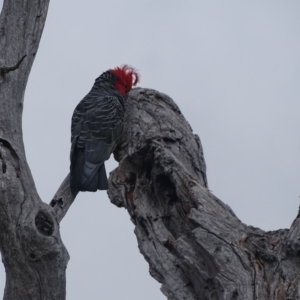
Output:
[109, 65, 140, 96]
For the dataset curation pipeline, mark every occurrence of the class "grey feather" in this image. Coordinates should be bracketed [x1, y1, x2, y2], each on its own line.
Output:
[70, 71, 125, 193]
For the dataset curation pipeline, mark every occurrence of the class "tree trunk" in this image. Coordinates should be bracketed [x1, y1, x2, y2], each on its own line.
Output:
[1, 1, 299, 299]
[0, 1, 73, 299]
[108, 88, 300, 300]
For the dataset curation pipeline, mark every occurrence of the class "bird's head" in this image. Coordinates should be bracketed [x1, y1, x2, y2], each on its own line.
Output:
[109, 65, 140, 96]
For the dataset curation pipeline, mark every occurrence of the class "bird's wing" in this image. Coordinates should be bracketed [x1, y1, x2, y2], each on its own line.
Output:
[70, 95, 124, 165]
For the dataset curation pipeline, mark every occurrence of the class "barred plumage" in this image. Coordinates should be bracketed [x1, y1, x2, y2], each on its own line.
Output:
[70, 66, 139, 193]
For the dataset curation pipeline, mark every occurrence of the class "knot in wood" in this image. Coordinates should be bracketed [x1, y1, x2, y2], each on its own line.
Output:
[35, 210, 54, 236]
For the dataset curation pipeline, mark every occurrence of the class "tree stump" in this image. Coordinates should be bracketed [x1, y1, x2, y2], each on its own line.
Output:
[108, 88, 300, 300]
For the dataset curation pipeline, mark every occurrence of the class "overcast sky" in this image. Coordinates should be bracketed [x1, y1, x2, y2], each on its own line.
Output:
[1, 1, 300, 299]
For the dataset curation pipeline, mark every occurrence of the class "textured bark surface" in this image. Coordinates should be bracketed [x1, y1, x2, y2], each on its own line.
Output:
[50, 174, 77, 223]
[108, 88, 300, 300]
[0, 1, 71, 299]
[1, 0, 299, 298]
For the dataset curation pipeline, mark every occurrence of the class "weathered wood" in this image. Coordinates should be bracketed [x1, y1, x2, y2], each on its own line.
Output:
[1, 0, 299, 298]
[50, 174, 77, 223]
[108, 88, 300, 300]
[0, 1, 71, 299]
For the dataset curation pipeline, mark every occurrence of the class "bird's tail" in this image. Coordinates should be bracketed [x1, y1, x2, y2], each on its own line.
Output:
[70, 150, 108, 193]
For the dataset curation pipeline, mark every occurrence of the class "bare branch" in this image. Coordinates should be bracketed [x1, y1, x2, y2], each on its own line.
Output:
[50, 173, 78, 223]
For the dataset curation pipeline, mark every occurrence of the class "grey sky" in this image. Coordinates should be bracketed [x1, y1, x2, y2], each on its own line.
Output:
[0, 1, 300, 299]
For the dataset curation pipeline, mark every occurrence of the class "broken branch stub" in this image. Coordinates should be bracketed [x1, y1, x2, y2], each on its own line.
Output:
[108, 88, 300, 300]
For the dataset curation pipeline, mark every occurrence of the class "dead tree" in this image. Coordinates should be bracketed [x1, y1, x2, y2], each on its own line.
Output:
[1, 1, 299, 300]
[0, 1, 71, 299]
[107, 88, 300, 300]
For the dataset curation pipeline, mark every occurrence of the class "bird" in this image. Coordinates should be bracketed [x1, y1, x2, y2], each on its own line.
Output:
[70, 65, 139, 193]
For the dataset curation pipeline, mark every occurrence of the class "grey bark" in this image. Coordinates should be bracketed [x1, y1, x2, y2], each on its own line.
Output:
[108, 88, 300, 300]
[0, 1, 72, 299]
[1, 0, 299, 299]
